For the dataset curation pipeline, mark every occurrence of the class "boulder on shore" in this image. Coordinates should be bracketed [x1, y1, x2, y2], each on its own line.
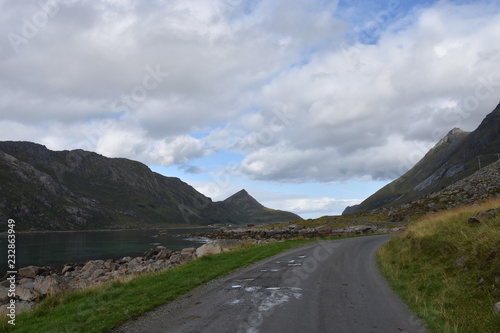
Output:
[34, 274, 71, 296]
[196, 239, 242, 258]
[18, 266, 40, 279]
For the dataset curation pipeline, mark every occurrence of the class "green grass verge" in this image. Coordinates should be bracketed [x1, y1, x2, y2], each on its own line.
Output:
[377, 199, 500, 332]
[0, 238, 317, 332]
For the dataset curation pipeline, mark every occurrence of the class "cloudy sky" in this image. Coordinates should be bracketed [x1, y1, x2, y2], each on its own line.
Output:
[1, 0, 500, 219]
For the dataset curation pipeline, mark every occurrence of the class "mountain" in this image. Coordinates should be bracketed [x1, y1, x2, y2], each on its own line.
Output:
[0, 142, 302, 231]
[361, 159, 500, 222]
[341, 204, 359, 215]
[355, 102, 500, 213]
[216, 189, 300, 225]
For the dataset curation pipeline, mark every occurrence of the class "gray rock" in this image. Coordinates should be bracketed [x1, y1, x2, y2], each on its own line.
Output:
[289, 224, 305, 230]
[169, 253, 182, 264]
[0, 286, 9, 303]
[16, 285, 37, 302]
[143, 249, 157, 260]
[61, 265, 74, 275]
[127, 258, 144, 273]
[494, 302, 500, 314]
[34, 274, 71, 296]
[315, 225, 332, 233]
[104, 260, 118, 271]
[118, 256, 132, 264]
[468, 209, 500, 224]
[455, 256, 466, 269]
[196, 243, 222, 258]
[179, 253, 195, 264]
[0, 301, 36, 316]
[181, 247, 196, 255]
[82, 260, 102, 273]
[18, 278, 34, 288]
[156, 249, 173, 260]
[18, 266, 40, 278]
[91, 269, 106, 280]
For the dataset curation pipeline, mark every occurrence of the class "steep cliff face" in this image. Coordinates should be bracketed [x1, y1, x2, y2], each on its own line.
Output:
[0, 142, 301, 231]
[355, 102, 500, 212]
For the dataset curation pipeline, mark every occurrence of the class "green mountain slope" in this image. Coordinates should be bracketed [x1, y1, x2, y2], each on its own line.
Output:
[0, 142, 302, 231]
[356, 102, 500, 212]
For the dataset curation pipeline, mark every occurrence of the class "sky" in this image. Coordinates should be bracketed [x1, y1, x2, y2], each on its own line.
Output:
[1, 0, 500, 219]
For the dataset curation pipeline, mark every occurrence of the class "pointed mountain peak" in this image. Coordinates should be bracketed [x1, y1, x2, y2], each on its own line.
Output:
[223, 189, 263, 206]
[434, 128, 469, 148]
[235, 189, 249, 196]
[225, 189, 254, 201]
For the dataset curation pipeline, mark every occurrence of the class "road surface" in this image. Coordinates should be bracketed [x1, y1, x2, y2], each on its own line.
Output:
[111, 234, 427, 333]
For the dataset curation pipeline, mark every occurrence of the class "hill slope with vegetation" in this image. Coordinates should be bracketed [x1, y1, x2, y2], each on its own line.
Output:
[356, 103, 500, 213]
[378, 199, 500, 332]
[0, 142, 301, 231]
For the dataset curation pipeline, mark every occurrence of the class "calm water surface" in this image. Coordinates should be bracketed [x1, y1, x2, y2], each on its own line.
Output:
[0, 228, 212, 275]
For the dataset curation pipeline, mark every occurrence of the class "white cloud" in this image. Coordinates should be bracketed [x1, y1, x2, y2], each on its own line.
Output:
[149, 136, 211, 165]
[233, 0, 500, 182]
[1, 0, 499, 191]
[265, 197, 362, 217]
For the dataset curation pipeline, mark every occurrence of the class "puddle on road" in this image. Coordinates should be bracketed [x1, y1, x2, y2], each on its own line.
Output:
[266, 287, 281, 290]
[260, 268, 281, 272]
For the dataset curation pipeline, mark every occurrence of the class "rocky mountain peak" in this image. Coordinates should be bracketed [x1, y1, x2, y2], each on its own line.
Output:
[224, 189, 263, 207]
[435, 128, 468, 146]
[354, 103, 500, 213]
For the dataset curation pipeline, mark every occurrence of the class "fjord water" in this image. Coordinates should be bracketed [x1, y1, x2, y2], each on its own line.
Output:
[0, 228, 211, 275]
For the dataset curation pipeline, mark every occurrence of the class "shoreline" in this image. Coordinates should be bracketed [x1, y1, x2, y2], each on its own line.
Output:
[0, 225, 217, 236]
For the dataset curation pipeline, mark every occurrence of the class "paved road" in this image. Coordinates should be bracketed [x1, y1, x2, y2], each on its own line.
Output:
[112, 235, 427, 333]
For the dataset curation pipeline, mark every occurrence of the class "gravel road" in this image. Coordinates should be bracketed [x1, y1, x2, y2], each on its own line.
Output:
[111, 234, 427, 333]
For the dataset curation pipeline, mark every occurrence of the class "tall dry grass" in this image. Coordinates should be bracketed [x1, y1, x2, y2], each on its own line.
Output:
[378, 198, 500, 332]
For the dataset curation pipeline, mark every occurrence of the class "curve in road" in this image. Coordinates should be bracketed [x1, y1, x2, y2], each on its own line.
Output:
[112, 234, 427, 333]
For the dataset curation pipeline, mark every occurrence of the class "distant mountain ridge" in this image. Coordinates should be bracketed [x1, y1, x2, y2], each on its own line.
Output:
[0, 142, 301, 231]
[355, 102, 500, 213]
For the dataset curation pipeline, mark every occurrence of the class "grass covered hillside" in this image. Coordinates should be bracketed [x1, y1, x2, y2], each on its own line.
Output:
[0, 142, 301, 231]
[378, 199, 500, 332]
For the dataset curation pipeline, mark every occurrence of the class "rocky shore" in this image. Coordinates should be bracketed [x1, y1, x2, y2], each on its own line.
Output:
[0, 224, 404, 316]
[0, 240, 241, 316]
[182, 223, 406, 241]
